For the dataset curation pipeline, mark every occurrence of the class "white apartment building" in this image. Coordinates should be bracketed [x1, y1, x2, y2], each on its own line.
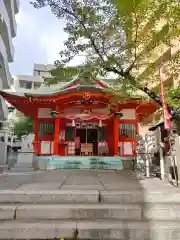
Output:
[13, 63, 55, 92]
[12, 63, 56, 117]
[13, 75, 43, 92]
[33, 63, 55, 78]
[0, 0, 19, 120]
[0, 1, 19, 168]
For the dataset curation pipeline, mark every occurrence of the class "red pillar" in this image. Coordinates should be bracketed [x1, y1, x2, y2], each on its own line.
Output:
[33, 118, 39, 154]
[54, 117, 60, 155]
[113, 116, 119, 156]
[34, 118, 38, 141]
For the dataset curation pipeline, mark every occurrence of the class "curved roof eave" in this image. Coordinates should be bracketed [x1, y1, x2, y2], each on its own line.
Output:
[0, 85, 105, 100]
[24, 85, 104, 97]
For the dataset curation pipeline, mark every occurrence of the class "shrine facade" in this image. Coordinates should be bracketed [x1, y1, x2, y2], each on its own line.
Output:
[0, 78, 158, 170]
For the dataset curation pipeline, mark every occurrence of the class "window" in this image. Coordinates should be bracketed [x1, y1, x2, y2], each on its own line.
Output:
[19, 80, 32, 89]
[65, 127, 75, 141]
[38, 122, 54, 137]
[0, 136, 4, 142]
[34, 70, 41, 76]
[34, 82, 42, 89]
[119, 123, 136, 139]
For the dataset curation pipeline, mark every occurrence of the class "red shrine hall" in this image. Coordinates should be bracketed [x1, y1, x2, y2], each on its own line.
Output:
[0, 78, 158, 169]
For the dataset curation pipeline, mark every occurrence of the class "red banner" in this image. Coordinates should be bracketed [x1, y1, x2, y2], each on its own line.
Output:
[159, 67, 171, 130]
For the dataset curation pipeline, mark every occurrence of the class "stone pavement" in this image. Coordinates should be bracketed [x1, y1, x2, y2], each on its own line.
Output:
[0, 168, 178, 192]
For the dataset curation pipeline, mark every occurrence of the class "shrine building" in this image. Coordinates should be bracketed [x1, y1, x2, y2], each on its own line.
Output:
[0, 78, 158, 170]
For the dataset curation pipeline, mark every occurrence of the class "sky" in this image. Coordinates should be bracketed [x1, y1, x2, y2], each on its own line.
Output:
[9, 0, 68, 76]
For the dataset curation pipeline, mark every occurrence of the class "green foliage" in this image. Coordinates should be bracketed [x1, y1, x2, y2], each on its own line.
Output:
[13, 117, 34, 139]
[30, 0, 180, 116]
[167, 87, 180, 109]
[47, 64, 98, 85]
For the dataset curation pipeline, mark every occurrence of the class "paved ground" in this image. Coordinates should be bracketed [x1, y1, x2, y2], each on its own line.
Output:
[0, 167, 179, 192]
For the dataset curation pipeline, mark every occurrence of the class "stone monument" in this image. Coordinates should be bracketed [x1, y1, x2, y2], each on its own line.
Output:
[17, 134, 34, 164]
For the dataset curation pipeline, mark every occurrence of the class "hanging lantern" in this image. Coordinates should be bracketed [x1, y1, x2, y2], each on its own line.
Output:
[72, 119, 75, 127]
[99, 120, 102, 128]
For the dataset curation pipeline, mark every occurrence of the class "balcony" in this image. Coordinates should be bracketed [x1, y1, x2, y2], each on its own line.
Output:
[0, 0, 15, 62]
[14, 0, 20, 15]
[133, 43, 171, 83]
[0, 36, 13, 88]
[0, 96, 8, 120]
[4, 0, 17, 38]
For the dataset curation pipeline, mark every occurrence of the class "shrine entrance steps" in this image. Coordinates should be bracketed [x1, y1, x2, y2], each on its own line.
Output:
[0, 170, 180, 239]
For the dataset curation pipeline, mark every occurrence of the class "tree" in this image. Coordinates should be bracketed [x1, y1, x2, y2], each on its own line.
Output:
[13, 117, 34, 139]
[167, 87, 180, 110]
[30, 0, 180, 119]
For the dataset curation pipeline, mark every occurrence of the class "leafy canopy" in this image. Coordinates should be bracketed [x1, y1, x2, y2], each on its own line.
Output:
[13, 117, 34, 139]
[31, 0, 180, 117]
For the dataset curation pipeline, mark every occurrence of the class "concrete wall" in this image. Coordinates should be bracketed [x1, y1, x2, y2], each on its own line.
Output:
[0, 141, 7, 165]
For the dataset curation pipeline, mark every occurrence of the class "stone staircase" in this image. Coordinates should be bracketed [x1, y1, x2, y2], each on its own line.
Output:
[0, 189, 180, 239]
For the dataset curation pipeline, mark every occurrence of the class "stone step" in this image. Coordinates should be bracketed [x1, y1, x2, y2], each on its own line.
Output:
[9, 169, 34, 173]
[2, 203, 180, 221]
[77, 220, 180, 240]
[100, 190, 180, 203]
[0, 220, 75, 239]
[0, 190, 180, 204]
[0, 190, 99, 203]
[15, 204, 142, 221]
[0, 220, 180, 240]
[10, 166, 34, 170]
[13, 163, 33, 167]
